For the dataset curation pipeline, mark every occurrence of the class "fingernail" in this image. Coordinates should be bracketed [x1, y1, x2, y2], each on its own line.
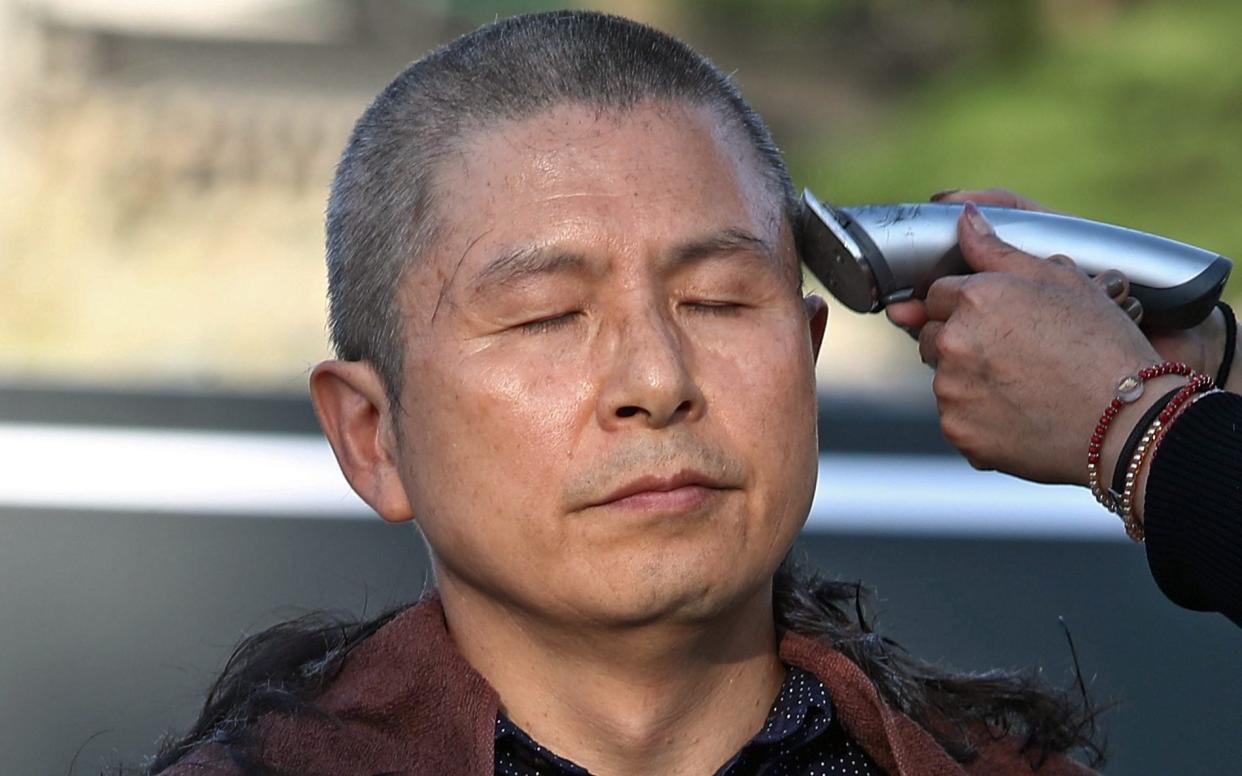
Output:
[930, 188, 960, 202]
[1123, 297, 1143, 321]
[964, 202, 993, 235]
[1105, 274, 1125, 297]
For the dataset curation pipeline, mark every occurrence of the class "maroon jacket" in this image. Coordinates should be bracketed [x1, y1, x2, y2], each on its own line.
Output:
[165, 595, 1094, 776]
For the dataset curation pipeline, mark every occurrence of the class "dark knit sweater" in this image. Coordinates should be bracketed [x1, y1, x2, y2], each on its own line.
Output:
[1144, 390, 1242, 626]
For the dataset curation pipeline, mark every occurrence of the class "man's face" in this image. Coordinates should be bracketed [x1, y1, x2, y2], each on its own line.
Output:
[394, 101, 824, 627]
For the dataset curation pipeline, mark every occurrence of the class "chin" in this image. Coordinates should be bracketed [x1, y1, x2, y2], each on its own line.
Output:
[558, 548, 779, 628]
[552, 506, 802, 628]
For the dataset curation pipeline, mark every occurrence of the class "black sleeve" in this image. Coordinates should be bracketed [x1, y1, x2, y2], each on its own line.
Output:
[1143, 390, 1242, 627]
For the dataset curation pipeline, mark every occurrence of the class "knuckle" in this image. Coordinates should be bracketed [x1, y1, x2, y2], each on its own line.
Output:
[938, 414, 968, 449]
[941, 427, 991, 469]
[963, 450, 993, 472]
[934, 324, 970, 360]
[1036, 257, 1070, 279]
[1043, 257, 1089, 284]
[926, 275, 952, 296]
[927, 276, 964, 308]
[958, 278, 994, 309]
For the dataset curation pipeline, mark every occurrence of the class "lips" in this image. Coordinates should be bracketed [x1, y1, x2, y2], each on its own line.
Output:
[589, 469, 732, 511]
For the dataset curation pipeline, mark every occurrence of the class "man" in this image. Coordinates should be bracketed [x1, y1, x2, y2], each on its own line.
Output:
[150, 12, 1098, 775]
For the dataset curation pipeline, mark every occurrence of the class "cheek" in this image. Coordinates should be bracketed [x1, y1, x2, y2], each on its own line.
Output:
[706, 316, 816, 427]
[402, 348, 592, 522]
[476, 360, 591, 452]
[703, 316, 819, 513]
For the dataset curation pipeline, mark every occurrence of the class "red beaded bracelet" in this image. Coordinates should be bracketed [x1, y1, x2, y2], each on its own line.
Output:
[1087, 361, 1194, 514]
[1119, 371, 1215, 541]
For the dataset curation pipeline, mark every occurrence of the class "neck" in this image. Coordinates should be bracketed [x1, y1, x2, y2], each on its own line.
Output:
[438, 577, 786, 776]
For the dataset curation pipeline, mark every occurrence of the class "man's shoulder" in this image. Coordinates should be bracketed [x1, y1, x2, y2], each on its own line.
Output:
[150, 595, 500, 775]
[779, 630, 1099, 776]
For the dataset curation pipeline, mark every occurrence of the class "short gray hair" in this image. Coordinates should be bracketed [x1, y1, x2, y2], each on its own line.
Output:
[325, 10, 799, 410]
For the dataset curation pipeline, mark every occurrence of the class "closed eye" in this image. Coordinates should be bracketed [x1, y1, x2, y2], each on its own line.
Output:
[517, 311, 581, 334]
[684, 301, 745, 315]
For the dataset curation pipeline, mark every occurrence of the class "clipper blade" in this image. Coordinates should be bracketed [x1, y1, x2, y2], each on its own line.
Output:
[800, 189, 881, 313]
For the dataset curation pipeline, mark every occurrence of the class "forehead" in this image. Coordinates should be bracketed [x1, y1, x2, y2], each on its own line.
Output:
[454, 99, 776, 220]
[409, 101, 788, 312]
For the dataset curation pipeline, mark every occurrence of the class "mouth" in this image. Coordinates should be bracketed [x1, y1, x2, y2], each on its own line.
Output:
[588, 469, 735, 513]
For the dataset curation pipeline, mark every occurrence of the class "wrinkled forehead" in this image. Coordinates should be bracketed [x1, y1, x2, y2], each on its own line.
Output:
[406, 100, 795, 309]
[455, 99, 778, 201]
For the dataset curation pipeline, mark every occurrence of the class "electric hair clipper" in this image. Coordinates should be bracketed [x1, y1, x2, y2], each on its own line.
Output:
[800, 190, 1232, 331]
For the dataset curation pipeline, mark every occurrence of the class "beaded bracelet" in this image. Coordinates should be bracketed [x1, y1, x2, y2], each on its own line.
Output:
[1087, 361, 1193, 514]
[1118, 372, 1214, 541]
[1119, 419, 1164, 541]
[1110, 386, 1180, 498]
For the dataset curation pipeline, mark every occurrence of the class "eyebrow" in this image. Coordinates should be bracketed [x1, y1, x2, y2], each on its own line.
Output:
[468, 227, 778, 298]
[470, 247, 591, 298]
[669, 227, 776, 268]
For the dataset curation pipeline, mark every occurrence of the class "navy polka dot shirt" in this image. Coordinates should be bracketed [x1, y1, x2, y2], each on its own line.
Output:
[494, 666, 886, 775]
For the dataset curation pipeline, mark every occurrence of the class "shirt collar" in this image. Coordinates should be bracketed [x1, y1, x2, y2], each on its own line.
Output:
[494, 714, 591, 775]
[746, 666, 834, 748]
[493, 666, 835, 771]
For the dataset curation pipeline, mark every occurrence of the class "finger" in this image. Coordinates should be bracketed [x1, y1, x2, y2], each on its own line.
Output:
[957, 202, 1045, 277]
[918, 321, 945, 368]
[1092, 270, 1129, 302]
[885, 299, 929, 332]
[1122, 297, 1144, 325]
[924, 275, 970, 322]
[1045, 253, 1092, 282]
[931, 187, 1053, 213]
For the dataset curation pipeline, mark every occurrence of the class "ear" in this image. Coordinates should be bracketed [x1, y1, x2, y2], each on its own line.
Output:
[803, 294, 829, 361]
[309, 360, 415, 524]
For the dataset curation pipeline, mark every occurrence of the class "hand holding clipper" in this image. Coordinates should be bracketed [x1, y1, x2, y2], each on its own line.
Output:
[800, 189, 1231, 331]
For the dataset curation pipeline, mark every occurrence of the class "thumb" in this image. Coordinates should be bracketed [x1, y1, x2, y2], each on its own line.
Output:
[957, 201, 1043, 277]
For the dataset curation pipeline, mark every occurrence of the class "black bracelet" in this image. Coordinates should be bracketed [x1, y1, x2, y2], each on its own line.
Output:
[1217, 301, 1236, 388]
[1110, 386, 1182, 497]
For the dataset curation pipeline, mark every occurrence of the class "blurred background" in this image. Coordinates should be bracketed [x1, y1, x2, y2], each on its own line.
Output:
[1, 0, 1239, 773]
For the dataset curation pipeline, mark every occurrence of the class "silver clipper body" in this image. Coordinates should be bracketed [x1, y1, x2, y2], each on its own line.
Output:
[800, 189, 1232, 331]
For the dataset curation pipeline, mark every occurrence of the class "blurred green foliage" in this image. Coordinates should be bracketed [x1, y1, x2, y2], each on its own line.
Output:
[446, 0, 859, 26]
[793, 0, 1242, 303]
[447, 0, 565, 18]
[678, 0, 856, 29]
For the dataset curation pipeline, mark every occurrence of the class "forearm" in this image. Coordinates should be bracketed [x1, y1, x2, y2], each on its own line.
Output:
[1140, 390, 1242, 625]
[1120, 311, 1242, 624]
[1129, 308, 1242, 521]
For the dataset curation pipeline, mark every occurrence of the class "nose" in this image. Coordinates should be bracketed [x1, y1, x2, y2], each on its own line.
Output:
[597, 306, 705, 430]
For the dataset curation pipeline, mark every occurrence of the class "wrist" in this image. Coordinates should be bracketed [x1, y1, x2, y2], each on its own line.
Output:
[1123, 377, 1217, 536]
[1097, 373, 1190, 489]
